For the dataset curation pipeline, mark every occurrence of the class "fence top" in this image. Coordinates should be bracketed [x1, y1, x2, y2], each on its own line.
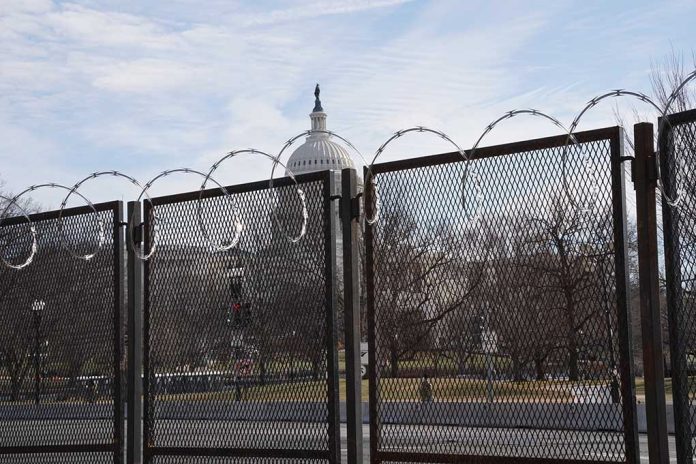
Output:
[145, 169, 334, 207]
[368, 126, 622, 175]
[0, 200, 121, 227]
[659, 107, 696, 126]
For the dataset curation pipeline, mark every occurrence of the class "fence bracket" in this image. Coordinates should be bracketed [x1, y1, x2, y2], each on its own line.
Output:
[350, 193, 362, 220]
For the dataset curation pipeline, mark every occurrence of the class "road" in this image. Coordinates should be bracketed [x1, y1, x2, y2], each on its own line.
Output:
[0, 421, 680, 463]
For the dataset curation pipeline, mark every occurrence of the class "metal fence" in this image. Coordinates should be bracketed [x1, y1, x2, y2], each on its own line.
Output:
[660, 108, 696, 464]
[364, 127, 638, 463]
[0, 201, 124, 463]
[137, 171, 341, 463]
[5, 117, 696, 464]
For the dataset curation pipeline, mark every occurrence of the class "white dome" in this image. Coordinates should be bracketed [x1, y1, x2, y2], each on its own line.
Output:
[285, 84, 354, 176]
[286, 133, 354, 175]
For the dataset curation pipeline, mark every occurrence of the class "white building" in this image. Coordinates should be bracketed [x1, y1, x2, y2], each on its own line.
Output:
[285, 84, 355, 176]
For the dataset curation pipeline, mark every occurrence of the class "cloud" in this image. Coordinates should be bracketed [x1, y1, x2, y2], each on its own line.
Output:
[0, 0, 694, 205]
[236, 0, 416, 27]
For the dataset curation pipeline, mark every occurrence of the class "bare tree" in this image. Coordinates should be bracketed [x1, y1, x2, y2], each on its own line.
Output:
[372, 208, 487, 378]
[0, 183, 39, 401]
[523, 196, 614, 381]
[483, 220, 564, 382]
[650, 49, 696, 372]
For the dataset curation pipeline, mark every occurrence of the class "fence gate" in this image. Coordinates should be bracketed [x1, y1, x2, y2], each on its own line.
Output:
[136, 171, 341, 464]
[0, 201, 125, 463]
[364, 128, 638, 463]
[660, 108, 696, 464]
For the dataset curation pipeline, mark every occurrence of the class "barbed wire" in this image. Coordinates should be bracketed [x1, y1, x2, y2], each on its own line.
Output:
[656, 69, 696, 207]
[371, 127, 468, 224]
[275, 129, 375, 223]
[9, 183, 105, 264]
[202, 148, 306, 246]
[0, 194, 37, 270]
[135, 168, 237, 261]
[1, 70, 695, 269]
[467, 109, 588, 214]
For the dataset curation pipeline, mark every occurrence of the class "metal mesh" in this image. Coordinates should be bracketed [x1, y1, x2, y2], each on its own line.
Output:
[0, 203, 122, 462]
[662, 109, 696, 464]
[143, 173, 338, 461]
[0, 453, 114, 463]
[366, 130, 634, 462]
[152, 458, 326, 464]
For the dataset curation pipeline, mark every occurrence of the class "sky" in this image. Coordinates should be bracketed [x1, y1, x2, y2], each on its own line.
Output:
[1, 0, 695, 208]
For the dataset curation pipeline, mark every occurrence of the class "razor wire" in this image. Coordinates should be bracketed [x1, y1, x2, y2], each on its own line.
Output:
[656, 69, 696, 207]
[371, 126, 470, 224]
[467, 109, 588, 213]
[2, 69, 696, 269]
[61, 170, 150, 255]
[201, 148, 305, 246]
[135, 168, 239, 261]
[0, 194, 38, 270]
[274, 129, 376, 223]
[568, 90, 666, 212]
[4, 183, 105, 265]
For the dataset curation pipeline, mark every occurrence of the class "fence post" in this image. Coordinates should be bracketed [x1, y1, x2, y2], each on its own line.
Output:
[325, 171, 342, 464]
[114, 201, 125, 464]
[659, 113, 693, 464]
[634, 122, 669, 464]
[341, 168, 363, 464]
[127, 201, 143, 464]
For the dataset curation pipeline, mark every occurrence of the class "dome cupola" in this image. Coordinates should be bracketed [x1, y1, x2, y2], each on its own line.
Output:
[286, 84, 354, 175]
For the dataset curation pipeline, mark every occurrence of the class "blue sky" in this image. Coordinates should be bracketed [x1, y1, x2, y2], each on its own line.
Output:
[1, 0, 695, 206]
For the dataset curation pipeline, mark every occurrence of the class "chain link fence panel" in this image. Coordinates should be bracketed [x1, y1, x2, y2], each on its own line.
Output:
[141, 172, 340, 463]
[0, 202, 124, 463]
[365, 128, 637, 463]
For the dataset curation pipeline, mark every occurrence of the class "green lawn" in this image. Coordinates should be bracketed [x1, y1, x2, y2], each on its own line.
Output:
[337, 350, 510, 376]
[156, 377, 597, 403]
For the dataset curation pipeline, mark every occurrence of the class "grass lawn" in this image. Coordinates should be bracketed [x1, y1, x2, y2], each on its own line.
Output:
[156, 377, 599, 403]
[337, 350, 510, 376]
[634, 377, 675, 403]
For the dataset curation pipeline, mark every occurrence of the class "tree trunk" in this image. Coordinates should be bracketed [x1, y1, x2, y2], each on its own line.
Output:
[312, 358, 320, 381]
[534, 357, 546, 381]
[457, 354, 467, 376]
[259, 360, 267, 386]
[511, 354, 524, 382]
[564, 288, 579, 381]
[390, 346, 399, 378]
[10, 379, 21, 401]
[567, 326, 579, 381]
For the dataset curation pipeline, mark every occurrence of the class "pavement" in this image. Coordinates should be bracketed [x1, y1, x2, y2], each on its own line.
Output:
[0, 421, 681, 463]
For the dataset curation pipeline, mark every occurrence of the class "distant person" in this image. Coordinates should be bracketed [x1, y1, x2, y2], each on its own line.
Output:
[419, 373, 433, 403]
[88, 379, 97, 404]
[234, 374, 242, 402]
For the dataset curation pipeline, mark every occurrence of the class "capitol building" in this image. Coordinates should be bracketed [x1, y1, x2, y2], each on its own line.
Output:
[285, 84, 355, 176]
[270, 84, 358, 268]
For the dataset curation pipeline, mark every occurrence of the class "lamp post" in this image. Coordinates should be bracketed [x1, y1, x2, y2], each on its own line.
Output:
[32, 300, 45, 405]
[290, 330, 296, 381]
[584, 246, 619, 402]
[482, 304, 494, 404]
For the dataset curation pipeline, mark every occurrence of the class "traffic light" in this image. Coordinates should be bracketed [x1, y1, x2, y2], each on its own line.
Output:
[231, 303, 242, 327]
[229, 303, 251, 328]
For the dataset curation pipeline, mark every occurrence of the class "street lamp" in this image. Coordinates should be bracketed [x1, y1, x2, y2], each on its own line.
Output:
[290, 330, 296, 381]
[481, 303, 494, 404]
[584, 248, 619, 402]
[32, 299, 45, 405]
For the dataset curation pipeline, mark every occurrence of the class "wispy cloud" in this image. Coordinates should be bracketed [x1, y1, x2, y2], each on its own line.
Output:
[237, 0, 416, 27]
[0, 0, 694, 206]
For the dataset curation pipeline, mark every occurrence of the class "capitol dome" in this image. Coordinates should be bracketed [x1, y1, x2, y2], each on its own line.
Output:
[286, 84, 354, 176]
